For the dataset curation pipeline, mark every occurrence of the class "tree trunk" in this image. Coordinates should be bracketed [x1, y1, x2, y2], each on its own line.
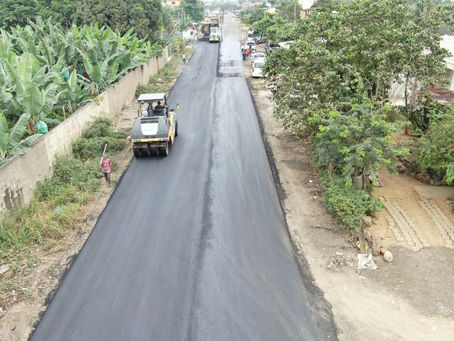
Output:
[359, 216, 367, 253]
[328, 162, 334, 179]
[409, 78, 418, 106]
[404, 76, 408, 107]
[28, 120, 37, 134]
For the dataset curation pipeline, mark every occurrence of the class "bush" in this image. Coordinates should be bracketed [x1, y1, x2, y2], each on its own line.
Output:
[402, 92, 451, 135]
[413, 114, 454, 184]
[72, 118, 126, 161]
[321, 174, 383, 230]
[136, 84, 155, 97]
[149, 43, 163, 57]
[311, 104, 405, 187]
[36, 156, 101, 203]
[169, 36, 185, 55]
[82, 118, 127, 139]
[72, 137, 125, 161]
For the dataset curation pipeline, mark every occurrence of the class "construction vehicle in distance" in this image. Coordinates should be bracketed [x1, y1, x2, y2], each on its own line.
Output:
[131, 93, 178, 157]
[209, 15, 221, 42]
[200, 20, 211, 41]
[199, 15, 221, 42]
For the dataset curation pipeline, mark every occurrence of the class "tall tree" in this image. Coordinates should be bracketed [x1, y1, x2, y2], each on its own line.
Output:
[182, 0, 205, 23]
[38, 0, 77, 28]
[0, 0, 40, 28]
[265, 0, 451, 135]
[0, 0, 77, 29]
[73, 0, 163, 41]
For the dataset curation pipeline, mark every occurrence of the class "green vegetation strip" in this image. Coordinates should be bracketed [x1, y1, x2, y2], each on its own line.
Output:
[136, 38, 190, 96]
[0, 118, 126, 305]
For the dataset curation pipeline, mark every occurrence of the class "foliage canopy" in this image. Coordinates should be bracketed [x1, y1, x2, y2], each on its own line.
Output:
[265, 0, 451, 136]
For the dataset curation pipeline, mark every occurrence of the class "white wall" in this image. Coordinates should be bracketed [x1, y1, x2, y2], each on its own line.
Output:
[0, 48, 169, 215]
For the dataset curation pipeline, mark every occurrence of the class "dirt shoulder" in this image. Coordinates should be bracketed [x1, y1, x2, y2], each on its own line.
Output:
[241, 25, 454, 341]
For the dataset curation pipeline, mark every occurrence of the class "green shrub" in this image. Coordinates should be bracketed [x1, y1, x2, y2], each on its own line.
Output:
[383, 104, 407, 123]
[149, 43, 163, 57]
[72, 136, 125, 161]
[82, 118, 127, 140]
[169, 36, 185, 55]
[136, 84, 155, 97]
[72, 118, 126, 161]
[413, 114, 454, 184]
[36, 156, 101, 203]
[321, 174, 383, 230]
[402, 92, 452, 135]
[82, 118, 113, 138]
[311, 104, 406, 187]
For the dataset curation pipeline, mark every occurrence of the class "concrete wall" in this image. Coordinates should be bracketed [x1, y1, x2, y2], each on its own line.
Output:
[0, 48, 169, 215]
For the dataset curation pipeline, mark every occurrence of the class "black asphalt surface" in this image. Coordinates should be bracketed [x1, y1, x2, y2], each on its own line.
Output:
[31, 15, 336, 341]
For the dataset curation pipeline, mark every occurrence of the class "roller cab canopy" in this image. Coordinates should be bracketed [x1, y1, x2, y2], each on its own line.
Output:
[137, 93, 167, 103]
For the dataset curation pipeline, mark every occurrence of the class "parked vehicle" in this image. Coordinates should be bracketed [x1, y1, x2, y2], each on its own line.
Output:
[255, 36, 266, 43]
[245, 41, 257, 52]
[265, 42, 279, 55]
[251, 58, 266, 78]
[251, 52, 266, 63]
[132, 93, 178, 157]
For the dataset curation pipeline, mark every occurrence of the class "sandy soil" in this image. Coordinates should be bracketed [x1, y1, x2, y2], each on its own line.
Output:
[240, 19, 454, 340]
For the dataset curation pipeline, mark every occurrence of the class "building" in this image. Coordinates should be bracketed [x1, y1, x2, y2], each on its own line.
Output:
[441, 35, 454, 92]
[390, 34, 454, 105]
[162, 0, 182, 7]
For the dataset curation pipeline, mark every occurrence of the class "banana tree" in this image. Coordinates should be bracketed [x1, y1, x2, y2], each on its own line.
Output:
[58, 70, 91, 116]
[0, 112, 40, 166]
[78, 30, 144, 94]
[0, 52, 62, 131]
[1, 18, 151, 129]
[31, 18, 82, 69]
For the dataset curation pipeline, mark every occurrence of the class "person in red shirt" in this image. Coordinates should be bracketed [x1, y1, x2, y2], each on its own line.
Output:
[100, 154, 112, 186]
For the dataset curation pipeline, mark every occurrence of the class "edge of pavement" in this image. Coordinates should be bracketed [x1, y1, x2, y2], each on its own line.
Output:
[0, 45, 194, 341]
[245, 77, 339, 338]
[238, 17, 454, 341]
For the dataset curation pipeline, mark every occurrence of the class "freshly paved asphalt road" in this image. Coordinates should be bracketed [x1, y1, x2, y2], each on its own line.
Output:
[31, 15, 336, 341]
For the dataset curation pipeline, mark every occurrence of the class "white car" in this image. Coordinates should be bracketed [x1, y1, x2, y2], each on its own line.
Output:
[251, 52, 265, 62]
[251, 57, 266, 78]
[245, 41, 257, 51]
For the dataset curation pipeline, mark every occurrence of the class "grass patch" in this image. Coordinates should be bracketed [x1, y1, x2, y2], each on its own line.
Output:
[0, 118, 126, 304]
[72, 118, 126, 161]
[136, 47, 191, 96]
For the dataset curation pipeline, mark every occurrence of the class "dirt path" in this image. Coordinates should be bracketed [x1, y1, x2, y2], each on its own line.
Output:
[240, 20, 454, 340]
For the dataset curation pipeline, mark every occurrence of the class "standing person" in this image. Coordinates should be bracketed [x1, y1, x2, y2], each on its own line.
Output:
[100, 154, 112, 186]
[182, 53, 186, 64]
